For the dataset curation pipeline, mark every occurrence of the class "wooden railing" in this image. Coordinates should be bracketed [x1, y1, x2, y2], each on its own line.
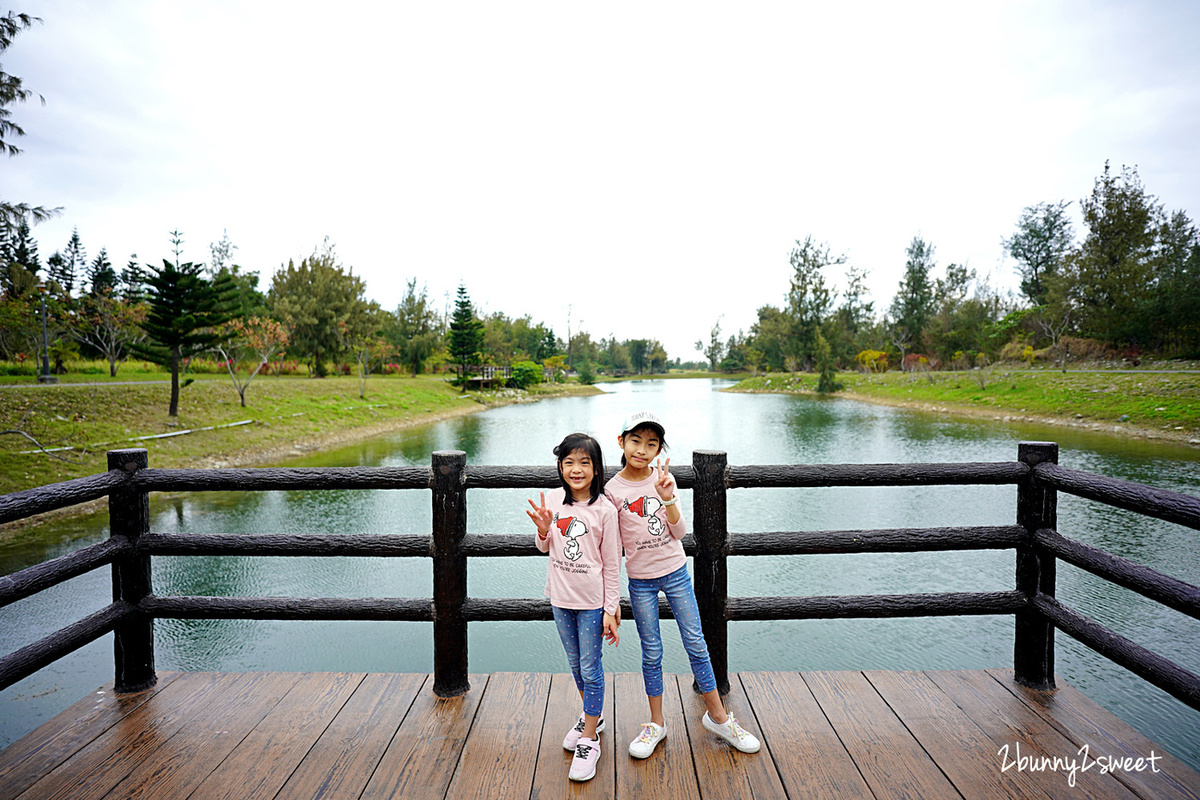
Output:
[2, 442, 1198, 711]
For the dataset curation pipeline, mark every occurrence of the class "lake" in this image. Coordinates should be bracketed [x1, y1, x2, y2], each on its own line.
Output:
[2, 378, 1199, 768]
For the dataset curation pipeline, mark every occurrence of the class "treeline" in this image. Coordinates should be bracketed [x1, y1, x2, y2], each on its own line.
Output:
[0, 229, 682, 412]
[706, 162, 1200, 377]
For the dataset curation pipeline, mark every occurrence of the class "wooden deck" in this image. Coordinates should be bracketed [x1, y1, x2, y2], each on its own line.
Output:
[1, 670, 1197, 800]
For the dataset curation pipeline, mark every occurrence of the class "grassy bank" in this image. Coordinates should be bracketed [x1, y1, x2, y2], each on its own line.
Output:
[0, 374, 600, 499]
[730, 367, 1200, 445]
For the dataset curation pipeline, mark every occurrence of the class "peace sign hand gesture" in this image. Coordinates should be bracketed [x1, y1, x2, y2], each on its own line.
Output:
[653, 458, 676, 502]
[526, 492, 553, 537]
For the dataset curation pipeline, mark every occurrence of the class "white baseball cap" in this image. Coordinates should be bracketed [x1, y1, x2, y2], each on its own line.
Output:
[620, 411, 665, 437]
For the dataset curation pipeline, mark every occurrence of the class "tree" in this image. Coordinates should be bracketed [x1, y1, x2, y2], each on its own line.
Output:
[627, 338, 650, 374]
[119, 253, 146, 302]
[1, 11, 60, 226]
[336, 303, 387, 399]
[85, 247, 117, 296]
[815, 330, 842, 393]
[71, 288, 147, 376]
[1004, 200, 1074, 307]
[888, 235, 937, 353]
[50, 227, 86, 296]
[208, 229, 237, 277]
[647, 339, 668, 373]
[207, 229, 266, 318]
[1053, 162, 1160, 346]
[447, 284, 484, 376]
[392, 278, 440, 376]
[267, 240, 369, 377]
[786, 236, 841, 369]
[1148, 210, 1200, 355]
[1, 218, 39, 295]
[749, 305, 790, 372]
[696, 316, 724, 371]
[215, 316, 289, 406]
[135, 259, 238, 416]
[827, 265, 875, 366]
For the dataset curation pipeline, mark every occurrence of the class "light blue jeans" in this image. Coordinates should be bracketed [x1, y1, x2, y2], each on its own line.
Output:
[628, 564, 718, 697]
[552, 606, 606, 717]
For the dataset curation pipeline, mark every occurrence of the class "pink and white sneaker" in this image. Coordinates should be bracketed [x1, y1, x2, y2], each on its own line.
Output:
[569, 737, 600, 781]
[562, 714, 605, 751]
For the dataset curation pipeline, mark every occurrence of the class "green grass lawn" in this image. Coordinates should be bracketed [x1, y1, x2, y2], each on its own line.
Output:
[733, 368, 1200, 436]
[0, 371, 593, 497]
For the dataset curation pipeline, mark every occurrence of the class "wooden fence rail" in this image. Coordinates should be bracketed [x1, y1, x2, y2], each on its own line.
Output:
[2, 441, 1199, 718]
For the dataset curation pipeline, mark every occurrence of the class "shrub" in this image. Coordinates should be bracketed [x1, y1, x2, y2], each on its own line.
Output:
[855, 349, 889, 372]
[576, 359, 596, 385]
[510, 361, 543, 389]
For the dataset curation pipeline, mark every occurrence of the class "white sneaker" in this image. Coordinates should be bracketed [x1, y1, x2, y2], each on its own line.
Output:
[569, 738, 600, 781]
[562, 714, 605, 751]
[628, 722, 666, 758]
[702, 712, 760, 753]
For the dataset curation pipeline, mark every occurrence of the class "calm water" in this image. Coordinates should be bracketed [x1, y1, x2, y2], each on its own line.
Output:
[3, 379, 1200, 768]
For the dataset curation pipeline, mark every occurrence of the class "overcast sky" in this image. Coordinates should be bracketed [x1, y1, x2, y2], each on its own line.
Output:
[6, 1, 1199, 361]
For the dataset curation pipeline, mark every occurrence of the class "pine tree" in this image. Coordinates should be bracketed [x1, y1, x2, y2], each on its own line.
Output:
[86, 247, 117, 295]
[50, 228, 85, 296]
[119, 253, 146, 301]
[1, 11, 61, 225]
[2, 219, 39, 294]
[134, 259, 237, 416]
[889, 236, 937, 353]
[447, 284, 484, 376]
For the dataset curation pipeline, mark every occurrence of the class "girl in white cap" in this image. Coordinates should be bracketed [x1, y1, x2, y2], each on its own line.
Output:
[605, 411, 760, 759]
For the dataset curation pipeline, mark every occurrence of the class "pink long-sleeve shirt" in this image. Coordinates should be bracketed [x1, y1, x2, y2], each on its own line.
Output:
[534, 489, 621, 616]
[604, 470, 688, 580]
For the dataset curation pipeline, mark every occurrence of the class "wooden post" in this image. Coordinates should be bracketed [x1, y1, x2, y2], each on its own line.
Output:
[1014, 441, 1058, 689]
[432, 450, 470, 696]
[107, 449, 156, 692]
[692, 450, 730, 695]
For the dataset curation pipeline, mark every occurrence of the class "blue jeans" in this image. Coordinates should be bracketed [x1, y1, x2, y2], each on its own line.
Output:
[628, 564, 717, 697]
[552, 606, 606, 717]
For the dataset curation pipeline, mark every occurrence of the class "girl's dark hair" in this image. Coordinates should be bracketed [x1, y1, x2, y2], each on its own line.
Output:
[553, 432, 605, 504]
[619, 424, 668, 467]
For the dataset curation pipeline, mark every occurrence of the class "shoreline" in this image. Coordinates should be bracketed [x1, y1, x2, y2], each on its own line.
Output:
[1, 385, 601, 538]
[731, 384, 1200, 448]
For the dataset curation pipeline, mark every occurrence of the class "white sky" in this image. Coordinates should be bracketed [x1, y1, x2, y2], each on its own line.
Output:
[6, 1, 1200, 361]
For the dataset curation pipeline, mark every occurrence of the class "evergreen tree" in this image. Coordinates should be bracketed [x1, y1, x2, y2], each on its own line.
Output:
[392, 278, 440, 376]
[1, 11, 60, 226]
[267, 239, 368, 377]
[119, 253, 146, 302]
[1148, 210, 1200, 355]
[1051, 162, 1160, 346]
[1004, 201, 1074, 307]
[134, 259, 238, 416]
[86, 247, 117, 295]
[9, 219, 38, 273]
[50, 227, 85, 296]
[815, 330, 842, 393]
[447, 284, 484, 375]
[1, 219, 38, 294]
[889, 236, 937, 354]
[786, 236, 841, 369]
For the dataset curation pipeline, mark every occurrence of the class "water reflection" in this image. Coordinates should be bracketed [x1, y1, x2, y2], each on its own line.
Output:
[2, 378, 1199, 766]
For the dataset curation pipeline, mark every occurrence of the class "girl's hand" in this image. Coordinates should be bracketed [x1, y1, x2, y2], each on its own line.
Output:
[654, 458, 676, 501]
[526, 492, 552, 537]
[603, 613, 620, 646]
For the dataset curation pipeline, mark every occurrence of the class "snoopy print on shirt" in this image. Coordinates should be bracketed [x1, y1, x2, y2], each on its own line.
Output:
[554, 514, 589, 560]
[622, 495, 666, 536]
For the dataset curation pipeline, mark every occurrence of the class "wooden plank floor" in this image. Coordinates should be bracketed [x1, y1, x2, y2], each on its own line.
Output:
[2, 670, 1197, 800]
